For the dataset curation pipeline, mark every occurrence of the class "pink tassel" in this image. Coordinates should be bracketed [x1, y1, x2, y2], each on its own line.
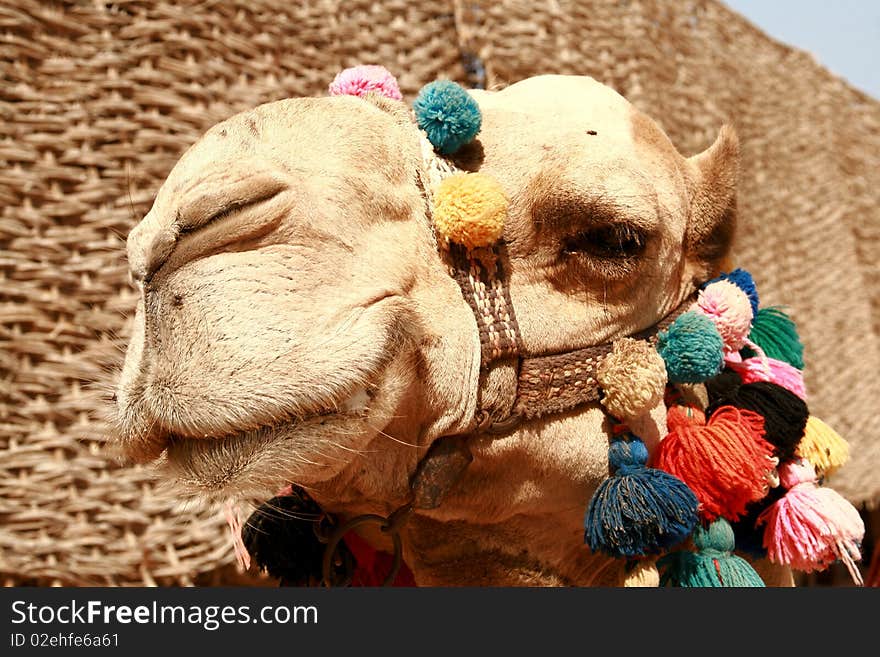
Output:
[728, 356, 807, 400]
[757, 459, 864, 584]
[224, 500, 252, 571]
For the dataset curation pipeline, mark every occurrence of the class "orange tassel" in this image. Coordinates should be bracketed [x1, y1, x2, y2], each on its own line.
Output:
[655, 405, 776, 522]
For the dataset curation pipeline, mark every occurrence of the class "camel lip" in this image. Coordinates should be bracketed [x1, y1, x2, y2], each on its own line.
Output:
[157, 422, 309, 502]
[119, 384, 373, 469]
[156, 423, 335, 505]
[150, 387, 375, 501]
[163, 403, 350, 452]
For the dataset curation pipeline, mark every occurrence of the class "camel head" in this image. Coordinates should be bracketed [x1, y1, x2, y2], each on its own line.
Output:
[115, 75, 740, 585]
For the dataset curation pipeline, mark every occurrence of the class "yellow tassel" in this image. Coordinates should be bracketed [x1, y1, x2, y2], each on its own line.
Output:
[796, 416, 849, 475]
[620, 559, 659, 587]
[433, 172, 507, 248]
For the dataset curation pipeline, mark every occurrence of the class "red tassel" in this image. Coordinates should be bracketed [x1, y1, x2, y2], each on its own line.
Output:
[343, 532, 416, 587]
[655, 405, 776, 522]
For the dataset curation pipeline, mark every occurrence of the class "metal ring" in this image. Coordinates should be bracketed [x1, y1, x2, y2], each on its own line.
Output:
[312, 513, 335, 544]
[321, 512, 407, 587]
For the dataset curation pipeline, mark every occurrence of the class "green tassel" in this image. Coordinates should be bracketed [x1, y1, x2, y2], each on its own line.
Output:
[658, 519, 765, 587]
[747, 307, 805, 369]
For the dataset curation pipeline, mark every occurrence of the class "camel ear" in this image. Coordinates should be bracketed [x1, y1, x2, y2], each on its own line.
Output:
[685, 125, 739, 274]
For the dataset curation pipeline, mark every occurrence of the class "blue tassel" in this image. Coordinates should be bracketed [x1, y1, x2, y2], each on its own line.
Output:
[704, 268, 759, 317]
[584, 435, 698, 558]
[658, 518, 765, 587]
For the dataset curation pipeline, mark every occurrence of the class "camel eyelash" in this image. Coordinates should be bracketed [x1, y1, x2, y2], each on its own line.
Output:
[561, 223, 648, 261]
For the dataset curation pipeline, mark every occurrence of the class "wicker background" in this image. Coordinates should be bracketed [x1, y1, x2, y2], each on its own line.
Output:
[1, 0, 878, 586]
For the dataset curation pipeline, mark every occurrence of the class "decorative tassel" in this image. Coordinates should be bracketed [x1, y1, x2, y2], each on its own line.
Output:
[730, 488, 786, 558]
[656, 311, 725, 384]
[757, 459, 864, 584]
[705, 381, 809, 461]
[704, 268, 759, 317]
[655, 405, 775, 522]
[413, 80, 482, 155]
[796, 416, 850, 476]
[619, 559, 660, 587]
[692, 279, 754, 352]
[328, 64, 403, 100]
[597, 337, 668, 422]
[432, 172, 508, 248]
[728, 356, 806, 400]
[584, 434, 698, 558]
[659, 518, 765, 587]
[747, 307, 805, 370]
[704, 368, 743, 405]
[242, 490, 331, 586]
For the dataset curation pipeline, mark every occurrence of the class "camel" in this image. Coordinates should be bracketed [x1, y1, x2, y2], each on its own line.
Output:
[115, 75, 789, 586]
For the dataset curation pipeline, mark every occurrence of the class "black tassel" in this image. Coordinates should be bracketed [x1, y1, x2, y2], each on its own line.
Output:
[706, 381, 808, 461]
[242, 488, 336, 586]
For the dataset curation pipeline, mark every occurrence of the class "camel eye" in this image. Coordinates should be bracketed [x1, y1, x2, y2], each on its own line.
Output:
[562, 223, 646, 260]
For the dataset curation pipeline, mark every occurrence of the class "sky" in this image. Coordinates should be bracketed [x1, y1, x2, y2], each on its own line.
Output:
[724, 0, 880, 99]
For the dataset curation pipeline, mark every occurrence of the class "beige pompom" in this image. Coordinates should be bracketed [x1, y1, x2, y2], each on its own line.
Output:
[597, 338, 668, 421]
[619, 559, 660, 587]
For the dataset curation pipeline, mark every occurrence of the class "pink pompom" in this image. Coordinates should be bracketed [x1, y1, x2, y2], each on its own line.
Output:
[758, 459, 864, 583]
[728, 356, 807, 400]
[328, 65, 403, 101]
[693, 280, 753, 353]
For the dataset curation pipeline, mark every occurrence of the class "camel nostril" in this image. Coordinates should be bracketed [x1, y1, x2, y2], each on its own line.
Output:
[111, 392, 117, 403]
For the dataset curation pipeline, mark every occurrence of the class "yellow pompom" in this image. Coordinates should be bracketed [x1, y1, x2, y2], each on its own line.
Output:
[433, 172, 507, 248]
[597, 337, 668, 422]
[797, 416, 850, 475]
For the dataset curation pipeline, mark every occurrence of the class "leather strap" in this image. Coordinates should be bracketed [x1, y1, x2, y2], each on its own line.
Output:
[510, 296, 694, 422]
[447, 242, 521, 365]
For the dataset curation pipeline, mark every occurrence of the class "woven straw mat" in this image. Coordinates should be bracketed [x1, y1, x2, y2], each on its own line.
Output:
[1, 0, 878, 586]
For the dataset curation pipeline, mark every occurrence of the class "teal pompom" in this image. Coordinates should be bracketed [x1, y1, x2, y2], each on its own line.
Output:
[584, 435, 698, 558]
[658, 519, 765, 587]
[413, 80, 482, 155]
[656, 311, 724, 383]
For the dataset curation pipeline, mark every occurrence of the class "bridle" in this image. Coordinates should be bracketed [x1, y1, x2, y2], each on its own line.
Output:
[317, 132, 697, 586]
